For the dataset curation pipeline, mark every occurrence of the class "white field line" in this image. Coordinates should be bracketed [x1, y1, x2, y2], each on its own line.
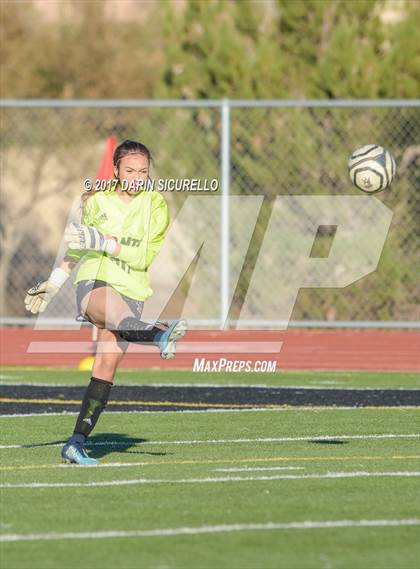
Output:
[1, 456, 419, 473]
[0, 432, 418, 450]
[214, 467, 305, 472]
[1, 519, 419, 543]
[0, 376, 23, 381]
[0, 406, 418, 419]
[1, 471, 419, 489]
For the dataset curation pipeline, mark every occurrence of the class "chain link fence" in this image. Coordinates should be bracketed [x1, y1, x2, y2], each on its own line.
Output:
[0, 101, 419, 327]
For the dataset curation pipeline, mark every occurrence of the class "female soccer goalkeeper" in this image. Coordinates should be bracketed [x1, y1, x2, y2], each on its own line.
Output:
[24, 139, 186, 465]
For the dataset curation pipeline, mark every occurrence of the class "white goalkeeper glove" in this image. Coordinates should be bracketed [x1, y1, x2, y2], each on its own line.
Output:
[24, 268, 69, 314]
[64, 223, 118, 254]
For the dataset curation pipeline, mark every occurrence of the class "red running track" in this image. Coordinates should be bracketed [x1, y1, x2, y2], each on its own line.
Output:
[0, 328, 418, 371]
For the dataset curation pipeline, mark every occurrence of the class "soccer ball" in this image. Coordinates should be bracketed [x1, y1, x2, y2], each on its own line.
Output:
[348, 144, 396, 193]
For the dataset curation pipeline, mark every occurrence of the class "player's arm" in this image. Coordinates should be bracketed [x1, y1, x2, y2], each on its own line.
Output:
[64, 222, 119, 255]
[24, 259, 73, 314]
[25, 196, 97, 314]
[64, 199, 169, 271]
[62, 196, 102, 259]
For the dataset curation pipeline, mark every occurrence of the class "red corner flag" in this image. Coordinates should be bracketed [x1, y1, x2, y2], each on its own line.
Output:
[96, 135, 118, 181]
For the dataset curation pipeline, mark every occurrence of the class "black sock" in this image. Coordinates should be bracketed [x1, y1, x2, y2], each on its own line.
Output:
[68, 432, 86, 446]
[117, 317, 164, 344]
[72, 377, 113, 439]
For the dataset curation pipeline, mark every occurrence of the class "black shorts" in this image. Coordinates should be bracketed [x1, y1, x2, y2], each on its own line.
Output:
[75, 280, 144, 324]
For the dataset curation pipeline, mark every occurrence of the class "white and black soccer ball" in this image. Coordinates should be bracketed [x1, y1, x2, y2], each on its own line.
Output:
[348, 144, 396, 193]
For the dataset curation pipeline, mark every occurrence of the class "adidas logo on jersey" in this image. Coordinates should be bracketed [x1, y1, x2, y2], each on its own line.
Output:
[98, 213, 108, 221]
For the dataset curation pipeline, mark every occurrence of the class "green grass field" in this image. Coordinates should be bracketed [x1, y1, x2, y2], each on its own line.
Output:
[1, 367, 419, 389]
[1, 368, 419, 569]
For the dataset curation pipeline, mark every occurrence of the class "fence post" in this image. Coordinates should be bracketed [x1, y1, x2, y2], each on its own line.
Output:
[220, 99, 230, 329]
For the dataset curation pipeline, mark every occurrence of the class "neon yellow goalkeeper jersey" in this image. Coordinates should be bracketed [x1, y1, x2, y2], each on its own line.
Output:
[66, 190, 169, 301]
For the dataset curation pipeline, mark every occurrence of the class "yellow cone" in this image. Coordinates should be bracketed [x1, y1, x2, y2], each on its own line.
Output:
[78, 355, 95, 371]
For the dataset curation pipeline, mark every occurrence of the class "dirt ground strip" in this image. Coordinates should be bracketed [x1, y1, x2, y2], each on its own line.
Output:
[0, 385, 419, 415]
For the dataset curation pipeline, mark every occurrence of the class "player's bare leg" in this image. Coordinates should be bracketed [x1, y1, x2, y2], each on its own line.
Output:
[61, 296, 129, 465]
[61, 286, 185, 464]
[92, 328, 127, 382]
[83, 285, 187, 359]
[80, 285, 134, 331]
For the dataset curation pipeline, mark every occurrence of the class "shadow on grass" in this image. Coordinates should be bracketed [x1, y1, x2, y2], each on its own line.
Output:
[86, 433, 170, 459]
[308, 440, 349, 445]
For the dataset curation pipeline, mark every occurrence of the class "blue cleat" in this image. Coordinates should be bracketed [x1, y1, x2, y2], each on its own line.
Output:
[61, 442, 98, 466]
[156, 319, 187, 360]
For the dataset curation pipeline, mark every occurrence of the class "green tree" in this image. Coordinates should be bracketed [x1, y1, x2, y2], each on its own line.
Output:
[160, 0, 419, 100]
